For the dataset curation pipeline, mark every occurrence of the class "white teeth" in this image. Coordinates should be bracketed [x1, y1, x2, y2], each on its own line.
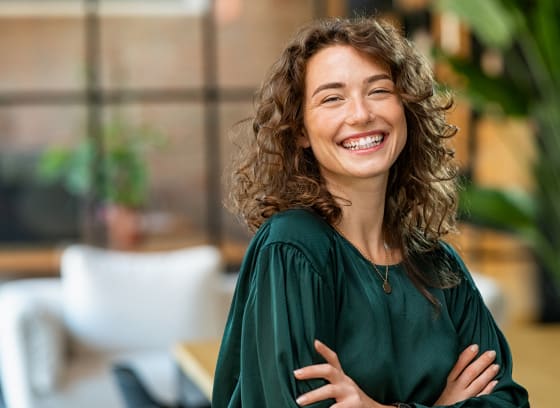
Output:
[342, 135, 384, 150]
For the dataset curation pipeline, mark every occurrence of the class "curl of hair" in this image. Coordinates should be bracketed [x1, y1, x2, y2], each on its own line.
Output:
[226, 16, 460, 290]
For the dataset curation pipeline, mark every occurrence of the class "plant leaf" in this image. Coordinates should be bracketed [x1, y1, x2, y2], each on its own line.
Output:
[458, 185, 536, 235]
[36, 148, 72, 183]
[532, 1, 560, 89]
[442, 56, 530, 116]
[435, 0, 518, 49]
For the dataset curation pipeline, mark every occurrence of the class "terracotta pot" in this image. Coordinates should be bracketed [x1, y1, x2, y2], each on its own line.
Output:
[103, 204, 143, 250]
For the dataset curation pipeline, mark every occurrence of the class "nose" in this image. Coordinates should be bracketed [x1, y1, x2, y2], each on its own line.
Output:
[346, 97, 373, 126]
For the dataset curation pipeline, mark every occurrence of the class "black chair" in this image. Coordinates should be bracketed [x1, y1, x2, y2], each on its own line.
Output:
[112, 363, 176, 408]
[112, 363, 211, 408]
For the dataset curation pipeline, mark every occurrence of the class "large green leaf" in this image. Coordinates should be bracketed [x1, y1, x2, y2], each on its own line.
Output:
[442, 56, 530, 116]
[458, 185, 536, 236]
[436, 0, 518, 49]
[532, 1, 560, 89]
[459, 185, 560, 282]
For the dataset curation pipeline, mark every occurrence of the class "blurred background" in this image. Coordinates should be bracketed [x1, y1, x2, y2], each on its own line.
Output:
[0, 0, 558, 407]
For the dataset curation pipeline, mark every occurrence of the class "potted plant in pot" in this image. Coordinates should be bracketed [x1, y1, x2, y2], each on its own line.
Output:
[37, 118, 164, 250]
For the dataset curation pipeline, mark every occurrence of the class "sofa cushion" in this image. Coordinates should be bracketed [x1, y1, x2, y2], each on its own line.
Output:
[26, 305, 66, 394]
[0, 279, 65, 396]
[61, 245, 225, 353]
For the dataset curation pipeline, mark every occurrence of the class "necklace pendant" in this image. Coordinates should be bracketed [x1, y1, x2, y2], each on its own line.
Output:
[382, 280, 392, 294]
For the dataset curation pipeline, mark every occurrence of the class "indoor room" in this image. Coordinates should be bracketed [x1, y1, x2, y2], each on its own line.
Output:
[0, 0, 557, 407]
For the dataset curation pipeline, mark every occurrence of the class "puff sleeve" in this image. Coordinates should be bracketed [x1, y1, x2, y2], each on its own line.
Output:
[412, 244, 530, 408]
[213, 242, 337, 408]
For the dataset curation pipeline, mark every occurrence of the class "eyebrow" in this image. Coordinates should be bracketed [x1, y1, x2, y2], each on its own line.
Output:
[310, 74, 393, 97]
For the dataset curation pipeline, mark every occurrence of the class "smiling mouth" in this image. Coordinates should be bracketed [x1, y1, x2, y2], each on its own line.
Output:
[341, 134, 386, 151]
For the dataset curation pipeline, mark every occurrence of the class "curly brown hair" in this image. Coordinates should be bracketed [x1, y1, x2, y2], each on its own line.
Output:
[227, 16, 459, 277]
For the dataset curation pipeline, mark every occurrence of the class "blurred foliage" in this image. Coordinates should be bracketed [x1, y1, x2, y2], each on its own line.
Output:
[433, 0, 560, 283]
[37, 119, 164, 208]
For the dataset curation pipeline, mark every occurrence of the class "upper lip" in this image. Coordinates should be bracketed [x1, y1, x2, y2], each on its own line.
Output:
[338, 130, 387, 144]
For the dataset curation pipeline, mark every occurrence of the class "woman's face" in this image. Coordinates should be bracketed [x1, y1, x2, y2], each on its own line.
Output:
[302, 44, 407, 189]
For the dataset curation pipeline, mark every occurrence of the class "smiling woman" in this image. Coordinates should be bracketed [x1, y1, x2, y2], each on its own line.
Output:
[213, 16, 530, 408]
[301, 45, 407, 186]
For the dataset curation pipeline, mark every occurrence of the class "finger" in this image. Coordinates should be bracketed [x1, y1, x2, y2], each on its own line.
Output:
[467, 364, 500, 395]
[296, 383, 337, 406]
[294, 363, 338, 381]
[477, 380, 498, 397]
[448, 344, 479, 381]
[314, 339, 342, 370]
[458, 350, 497, 387]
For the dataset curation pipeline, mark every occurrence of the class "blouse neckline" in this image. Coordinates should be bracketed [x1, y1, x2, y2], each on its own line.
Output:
[329, 224, 404, 270]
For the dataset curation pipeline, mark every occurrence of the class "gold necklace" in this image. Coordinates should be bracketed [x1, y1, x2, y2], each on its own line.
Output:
[334, 227, 392, 294]
[366, 248, 392, 294]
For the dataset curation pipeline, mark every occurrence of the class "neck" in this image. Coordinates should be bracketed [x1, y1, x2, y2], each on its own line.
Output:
[326, 176, 390, 264]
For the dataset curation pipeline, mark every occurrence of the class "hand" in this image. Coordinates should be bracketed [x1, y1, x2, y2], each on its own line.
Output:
[434, 344, 500, 405]
[293, 339, 388, 408]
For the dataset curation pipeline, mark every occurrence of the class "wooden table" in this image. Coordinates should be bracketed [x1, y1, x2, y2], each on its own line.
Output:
[505, 323, 560, 408]
[173, 340, 221, 401]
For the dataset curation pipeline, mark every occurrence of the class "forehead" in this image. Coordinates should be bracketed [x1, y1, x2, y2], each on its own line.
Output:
[304, 45, 391, 84]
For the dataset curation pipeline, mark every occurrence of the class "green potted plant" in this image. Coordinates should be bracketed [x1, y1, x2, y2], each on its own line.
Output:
[433, 0, 560, 320]
[37, 118, 163, 249]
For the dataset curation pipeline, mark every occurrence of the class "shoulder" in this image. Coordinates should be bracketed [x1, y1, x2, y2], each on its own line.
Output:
[253, 208, 336, 271]
[266, 209, 335, 251]
[411, 240, 467, 288]
[434, 241, 479, 290]
[267, 208, 334, 241]
[437, 241, 469, 276]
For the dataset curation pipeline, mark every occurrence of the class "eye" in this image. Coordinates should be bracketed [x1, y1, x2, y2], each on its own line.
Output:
[321, 95, 343, 104]
[368, 88, 391, 95]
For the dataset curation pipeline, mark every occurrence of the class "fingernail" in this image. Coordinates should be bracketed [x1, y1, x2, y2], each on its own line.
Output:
[293, 369, 302, 377]
[488, 350, 496, 358]
[492, 364, 500, 371]
[470, 344, 479, 352]
[296, 395, 306, 405]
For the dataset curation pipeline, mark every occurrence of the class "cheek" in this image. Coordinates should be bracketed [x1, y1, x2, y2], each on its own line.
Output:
[397, 106, 407, 138]
[302, 112, 323, 147]
[393, 111, 408, 155]
[398, 133, 407, 156]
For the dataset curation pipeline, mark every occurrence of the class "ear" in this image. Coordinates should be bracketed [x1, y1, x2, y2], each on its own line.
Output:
[297, 128, 311, 148]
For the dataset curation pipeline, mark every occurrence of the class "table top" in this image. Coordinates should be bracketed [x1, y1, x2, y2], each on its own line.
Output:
[504, 323, 560, 408]
[173, 339, 221, 400]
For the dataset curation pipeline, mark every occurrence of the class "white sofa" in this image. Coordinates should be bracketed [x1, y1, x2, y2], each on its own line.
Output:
[0, 244, 233, 408]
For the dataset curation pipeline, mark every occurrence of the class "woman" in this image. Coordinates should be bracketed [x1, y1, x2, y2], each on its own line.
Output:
[212, 16, 529, 408]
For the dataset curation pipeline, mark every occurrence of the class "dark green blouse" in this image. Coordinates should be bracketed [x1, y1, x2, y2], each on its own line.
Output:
[212, 209, 529, 407]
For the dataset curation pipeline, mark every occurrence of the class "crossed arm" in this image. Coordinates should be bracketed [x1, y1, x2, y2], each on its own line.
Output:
[294, 339, 499, 408]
